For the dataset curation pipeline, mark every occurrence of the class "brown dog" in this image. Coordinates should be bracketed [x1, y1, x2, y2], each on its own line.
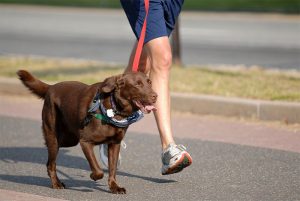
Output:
[17, 70, 157, 194]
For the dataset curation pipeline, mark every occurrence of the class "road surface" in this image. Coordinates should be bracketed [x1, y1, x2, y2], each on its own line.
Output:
[0, 95, 300, 200]
[0, 5, 299, 70]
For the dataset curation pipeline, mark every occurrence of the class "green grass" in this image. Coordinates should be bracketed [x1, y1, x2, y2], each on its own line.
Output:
[171, 66, 300, 101]
[1, 56, 300, 102]
[0, 0, 299, 13]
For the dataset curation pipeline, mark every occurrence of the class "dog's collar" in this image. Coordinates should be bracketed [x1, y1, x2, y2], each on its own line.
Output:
[109, 93, 130, 117]
[85, 91, 144, 128]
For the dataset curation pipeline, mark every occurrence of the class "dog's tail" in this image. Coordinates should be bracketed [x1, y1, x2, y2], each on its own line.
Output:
[17, 70, 49, 99]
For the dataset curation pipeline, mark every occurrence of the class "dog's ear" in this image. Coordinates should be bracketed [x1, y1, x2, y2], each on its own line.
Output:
[116, 77, 125, 89]
[101, 75, 123, 93]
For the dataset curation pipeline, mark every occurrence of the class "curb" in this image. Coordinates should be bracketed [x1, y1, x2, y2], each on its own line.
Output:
[1, 77, 299, 123]
[171, 93, 300, 124]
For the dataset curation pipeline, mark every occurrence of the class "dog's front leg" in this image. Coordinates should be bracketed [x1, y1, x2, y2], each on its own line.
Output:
[108, 143, 126, 194]
[80, 141, 104, 181]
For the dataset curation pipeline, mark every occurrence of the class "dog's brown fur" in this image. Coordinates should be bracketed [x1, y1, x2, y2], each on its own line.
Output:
[17, 70, 157, 194]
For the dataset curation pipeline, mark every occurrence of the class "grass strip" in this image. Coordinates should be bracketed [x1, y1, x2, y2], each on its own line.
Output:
[0, 56, 299, 102]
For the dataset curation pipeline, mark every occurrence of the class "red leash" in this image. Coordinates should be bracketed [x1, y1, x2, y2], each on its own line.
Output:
[132, 0, 149, 72]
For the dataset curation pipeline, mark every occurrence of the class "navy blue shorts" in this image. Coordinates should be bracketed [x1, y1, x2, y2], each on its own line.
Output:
[120, 0, 184, 44]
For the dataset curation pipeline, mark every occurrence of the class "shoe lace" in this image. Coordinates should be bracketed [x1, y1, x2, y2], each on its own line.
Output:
[176, 144, 186, 151]
[162, 144, 187, 165]
[167, 144, 186, 157]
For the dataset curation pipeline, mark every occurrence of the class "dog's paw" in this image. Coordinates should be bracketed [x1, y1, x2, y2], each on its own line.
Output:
[109, 180, 126, 194]
[90, 172, 104, 181]
[111, 186, 126, 194]
[52, 182, 65, 189]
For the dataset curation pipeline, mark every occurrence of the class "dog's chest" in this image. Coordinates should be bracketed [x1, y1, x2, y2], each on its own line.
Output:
[82, 120, 127, 144]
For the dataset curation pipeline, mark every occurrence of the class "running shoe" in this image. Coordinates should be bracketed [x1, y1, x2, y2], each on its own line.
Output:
[161, 144, 192, 175]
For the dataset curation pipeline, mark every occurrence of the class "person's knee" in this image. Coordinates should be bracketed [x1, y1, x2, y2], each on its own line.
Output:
[161, 51, 172, 69]
[153, 51, 172, 72]
[144, 37, 172, 73]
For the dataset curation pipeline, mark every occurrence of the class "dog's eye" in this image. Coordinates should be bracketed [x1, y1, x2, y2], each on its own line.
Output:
[147, 79, 152, 85]
[135, 80, 143, 87]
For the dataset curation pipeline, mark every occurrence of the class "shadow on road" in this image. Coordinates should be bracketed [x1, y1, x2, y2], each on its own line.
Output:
[0, 147, 176, 192]
[0, 174, 110, 193]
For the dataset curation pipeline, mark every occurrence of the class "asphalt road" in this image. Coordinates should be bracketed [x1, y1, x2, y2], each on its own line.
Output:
[0, 5, 299, 70]
[1, 115, 300, 201]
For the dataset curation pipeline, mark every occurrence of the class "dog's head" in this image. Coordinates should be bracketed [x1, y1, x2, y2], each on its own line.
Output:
[101, 72, 157, 114]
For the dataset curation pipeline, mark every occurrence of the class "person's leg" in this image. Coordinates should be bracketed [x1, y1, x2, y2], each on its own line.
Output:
[144, 37, 175, 150]
[126, 37, 192, 175]
[125, 37, 174, 150]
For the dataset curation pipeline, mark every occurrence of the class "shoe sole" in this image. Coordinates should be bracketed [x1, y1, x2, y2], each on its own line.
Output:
[162, 152, 192, 175]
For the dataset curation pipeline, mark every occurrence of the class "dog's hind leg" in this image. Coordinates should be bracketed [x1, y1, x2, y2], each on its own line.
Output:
[80, 141, 104, 181]
[42, 101, 65, 189]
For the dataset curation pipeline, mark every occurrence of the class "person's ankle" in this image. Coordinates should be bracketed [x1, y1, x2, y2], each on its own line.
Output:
[162, 142, 175, 151]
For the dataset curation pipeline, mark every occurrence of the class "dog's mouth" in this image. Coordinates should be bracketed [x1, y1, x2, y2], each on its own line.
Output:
[133, 100, 156, 114]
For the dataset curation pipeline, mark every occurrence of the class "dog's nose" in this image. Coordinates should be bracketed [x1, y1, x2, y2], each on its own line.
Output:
[152, 93, 158, 102]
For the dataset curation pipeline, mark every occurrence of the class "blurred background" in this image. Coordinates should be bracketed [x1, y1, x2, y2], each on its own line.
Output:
[0, 0, 299, 12]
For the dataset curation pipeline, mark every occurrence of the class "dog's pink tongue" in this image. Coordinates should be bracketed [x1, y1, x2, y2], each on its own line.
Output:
[134, 100, 156, 114]
[145, 105, 157, 113]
